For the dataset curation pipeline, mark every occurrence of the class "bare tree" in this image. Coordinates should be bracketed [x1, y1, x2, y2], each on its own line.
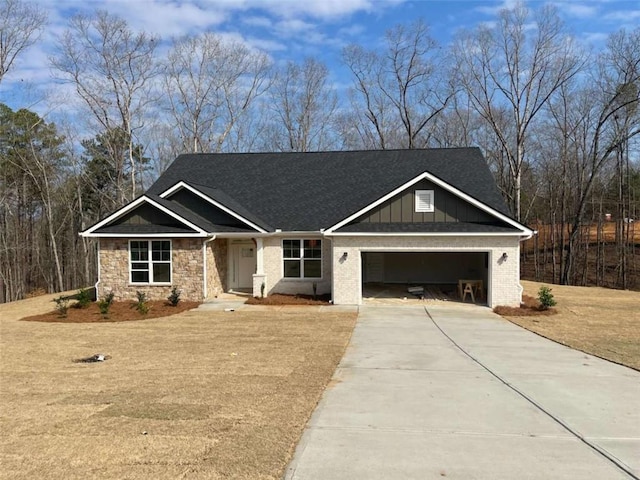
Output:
[50, 10, 159, 204]
[526, 28, 640, 286]
[0, 0, 46, 83]
[162, 33, 271, 153]
[269, 58, 338, 152]
[453, 2, 583, 221]
[0, 104, 67, 299]
[342, 19, 453, 150]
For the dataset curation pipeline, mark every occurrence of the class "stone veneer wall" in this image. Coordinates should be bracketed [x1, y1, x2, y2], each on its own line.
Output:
[98, 238, 204, 301]
[330, 235, 522, 307]
[262, 236, 332, 297]
[206, 238, 228, 298]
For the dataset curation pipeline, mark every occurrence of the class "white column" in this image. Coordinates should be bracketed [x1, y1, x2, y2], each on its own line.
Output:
[252, 238, 266, 297]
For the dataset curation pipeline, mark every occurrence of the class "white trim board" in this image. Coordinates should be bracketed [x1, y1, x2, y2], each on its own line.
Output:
[160, 181, 267, 233]
[325, 231, 527, 237]
[324, 171, 534, 236]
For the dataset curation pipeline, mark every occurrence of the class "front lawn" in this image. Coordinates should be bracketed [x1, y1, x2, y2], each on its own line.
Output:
[502, 280, 640, 371]
[0, 293, 357, 479]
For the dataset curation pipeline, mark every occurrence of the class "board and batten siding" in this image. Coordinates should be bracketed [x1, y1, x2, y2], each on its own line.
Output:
[111, 203, 186, 227]
[355, 179, 496, 224]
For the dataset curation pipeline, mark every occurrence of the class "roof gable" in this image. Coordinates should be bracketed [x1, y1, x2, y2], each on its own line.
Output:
[146, 148, 516, 232]
[160, 182, 268, 233]
[81, 196, 208, 237]
[327, 171, 531, 234]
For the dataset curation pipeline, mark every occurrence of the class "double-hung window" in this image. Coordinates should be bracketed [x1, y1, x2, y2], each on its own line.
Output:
[283, 239, 322, 279]
[130, 240, 172, 284]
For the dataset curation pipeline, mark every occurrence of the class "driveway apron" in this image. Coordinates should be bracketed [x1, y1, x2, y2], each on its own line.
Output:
[284, 304, 640, 480]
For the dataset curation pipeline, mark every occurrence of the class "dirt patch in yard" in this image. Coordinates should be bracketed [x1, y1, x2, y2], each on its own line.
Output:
[0, 296, 357, 479]
[246, 293, 331, 305]
[493, 295, 557, 316]
[21, 300, 200, 323]
[501, 281, 640, 371]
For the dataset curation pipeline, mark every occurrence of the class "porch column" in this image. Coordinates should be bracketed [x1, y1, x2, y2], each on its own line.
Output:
[252, 238, 266, 298]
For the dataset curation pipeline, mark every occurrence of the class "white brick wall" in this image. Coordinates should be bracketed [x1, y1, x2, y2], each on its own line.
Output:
[330, 235, 522, 307]
[262, 236, 332, 297]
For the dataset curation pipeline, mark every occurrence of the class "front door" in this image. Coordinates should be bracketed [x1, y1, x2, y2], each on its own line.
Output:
[230, 243, 256, 290]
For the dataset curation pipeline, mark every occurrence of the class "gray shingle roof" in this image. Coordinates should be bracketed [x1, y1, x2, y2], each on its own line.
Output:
[147, 148, 513, 232]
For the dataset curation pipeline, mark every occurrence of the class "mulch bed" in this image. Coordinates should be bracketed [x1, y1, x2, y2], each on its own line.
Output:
[21, 300, 200, 323]
[493, 295, 557, 317]
[246, 293, 332, 305]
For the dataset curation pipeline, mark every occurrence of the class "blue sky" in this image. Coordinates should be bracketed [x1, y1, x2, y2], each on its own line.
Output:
[2, 0, 639, 116]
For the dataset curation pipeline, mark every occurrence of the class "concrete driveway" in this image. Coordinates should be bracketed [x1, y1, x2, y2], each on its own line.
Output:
[284, 304, 640, 480]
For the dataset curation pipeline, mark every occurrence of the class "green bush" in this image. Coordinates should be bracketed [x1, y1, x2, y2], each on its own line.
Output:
[75, 288, 92, 309]
[97, 292, 115, 317]
[133, 291, 149, 315]
[537, 286, 557, 310]
[167, 286, 181, 306]
[54, 296, 69, 318]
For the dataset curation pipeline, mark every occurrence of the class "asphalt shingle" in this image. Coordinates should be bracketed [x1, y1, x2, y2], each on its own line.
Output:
[146, 148, 513, 232]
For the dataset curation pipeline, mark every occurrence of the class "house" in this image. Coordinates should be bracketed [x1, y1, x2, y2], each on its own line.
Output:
[80, 148, 534, 307]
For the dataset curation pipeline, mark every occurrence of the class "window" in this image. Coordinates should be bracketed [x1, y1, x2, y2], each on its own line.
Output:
[129, 240, 172, 284]
[283, 239, 322, 278]
[415, 190, 434, 212]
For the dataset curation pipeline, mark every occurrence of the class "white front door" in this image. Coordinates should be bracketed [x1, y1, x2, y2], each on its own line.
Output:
[230, 243, 256, 290]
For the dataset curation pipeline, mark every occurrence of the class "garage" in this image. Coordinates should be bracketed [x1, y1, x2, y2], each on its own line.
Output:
[362, 251, 489, 304]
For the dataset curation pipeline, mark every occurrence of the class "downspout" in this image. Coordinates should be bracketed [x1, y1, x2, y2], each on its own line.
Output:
[202, 235, 216, 300]
[95, 238, 101, 297]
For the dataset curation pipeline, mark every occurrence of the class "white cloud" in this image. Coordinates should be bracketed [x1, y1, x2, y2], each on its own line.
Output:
[556, 3, 598, 19]
[101, 1, 229, 36]
[603, 8, 640, 21]
[338, 24, 365, 37]
[242, 15, 273, 28]
[257, 0, 405, 20]
[474, 0, 519, 16]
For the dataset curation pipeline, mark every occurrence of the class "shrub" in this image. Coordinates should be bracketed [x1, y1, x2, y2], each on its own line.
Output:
[537, 286, 557, 310]
[260, 282, 265, 298]
[75, 288, 92, 309]
[167, 286, 181, 306]
[97, 292, 115, 317]
[133, 291, 149, 315]
[54, 296, 69, 318]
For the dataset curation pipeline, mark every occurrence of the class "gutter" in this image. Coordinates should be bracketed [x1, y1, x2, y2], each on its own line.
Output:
[95, 238, 101, 298]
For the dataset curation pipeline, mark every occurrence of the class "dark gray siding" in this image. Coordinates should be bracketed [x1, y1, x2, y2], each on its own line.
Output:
[355, 179, 496, 224]
[111, 203, 186, 227]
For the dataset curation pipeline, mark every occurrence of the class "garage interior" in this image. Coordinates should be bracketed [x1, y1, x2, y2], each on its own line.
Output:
[362, 251, 489, 304]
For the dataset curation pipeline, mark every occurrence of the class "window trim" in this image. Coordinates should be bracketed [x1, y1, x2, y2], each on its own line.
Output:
[282, 238, 323, 280]
[129, 239, 172, 285]
[415, 189, 434, 213]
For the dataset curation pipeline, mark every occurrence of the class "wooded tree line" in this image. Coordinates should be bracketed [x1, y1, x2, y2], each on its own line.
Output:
[1, 0, 638, 301]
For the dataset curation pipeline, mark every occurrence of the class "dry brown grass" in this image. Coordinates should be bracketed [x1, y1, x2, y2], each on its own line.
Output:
[0, 295, 357, 479]
[502, 280, 640, 371]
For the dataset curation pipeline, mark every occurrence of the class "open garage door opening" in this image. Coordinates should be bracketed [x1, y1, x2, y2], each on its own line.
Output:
[362, 251, 489, 304]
